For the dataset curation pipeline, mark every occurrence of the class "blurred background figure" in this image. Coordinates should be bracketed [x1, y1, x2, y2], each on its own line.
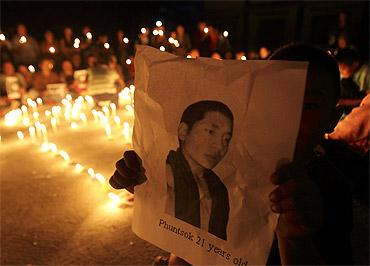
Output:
[108, 54, 125, 88]
[259, 46, 271, 59]
[40, 30, 59, 57]
[11, 24, 39, 66]
[171, 25, 191, 57]
[0, 31, 13, 63]
[247, 49, 259, 60]
[114, 29, 131, 65]
[31, 57, 60, 98]
[335, 47, 369, 115]
[59, 58, 79, 95]
[136, 27, 150, 46]
[328, 11, 352, 54]
[59, 27, 75, 59]
[86, 54, 123, 104]
[0, 60, 26, 107]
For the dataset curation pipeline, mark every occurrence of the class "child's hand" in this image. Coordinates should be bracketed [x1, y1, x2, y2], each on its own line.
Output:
[109, 150, 147, 193]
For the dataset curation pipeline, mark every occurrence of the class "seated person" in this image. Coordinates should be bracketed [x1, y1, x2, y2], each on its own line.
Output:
[0, 60, 26, 107]
[30, 57, 60, 98]
[335, 48, 369, 114]
[86, 55, 122, 104]
[59, 59, 79, 95]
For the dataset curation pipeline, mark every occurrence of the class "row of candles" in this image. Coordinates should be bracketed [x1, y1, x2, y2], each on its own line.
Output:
[3, 87, 136, 207]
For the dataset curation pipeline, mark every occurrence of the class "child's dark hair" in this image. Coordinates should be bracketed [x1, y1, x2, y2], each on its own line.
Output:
[180, 100, 234, 132]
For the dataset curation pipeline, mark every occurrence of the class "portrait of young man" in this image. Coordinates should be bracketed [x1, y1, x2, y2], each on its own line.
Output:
[164, 100, 233, 241]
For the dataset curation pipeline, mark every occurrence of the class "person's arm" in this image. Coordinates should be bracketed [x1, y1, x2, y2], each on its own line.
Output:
[270, 163, 325, 265]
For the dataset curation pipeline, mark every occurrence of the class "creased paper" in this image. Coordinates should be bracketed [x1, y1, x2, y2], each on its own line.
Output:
[132, 45, 307, 265]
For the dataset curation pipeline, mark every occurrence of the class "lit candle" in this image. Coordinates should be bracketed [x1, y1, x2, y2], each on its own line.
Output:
[223, 31, 229, 38]
[75, 163, 84, 172]
[110, 103, 116, 117]
[108, 192, 121, 206]
[104, 42, 110, 49]
[40, 142, 50, 152]
[123, 122, 130, 139]
[45, 110, 51, 117]
[71, 122, 78, 129]
[102, 106, 110, 117]
[29, 126, 36, 142]
[91, 110, 98, 123]
[51, 117, 57, 132]
[126, 59, 132, 65]
[86, 32, 92, 39]
[66, 94, 72, 101]
[105, 124, 112, 139]
[141, 28, 146, 34]
[88, 168, 95, 177]
[19, 36, 27, 44]
[59, 150, 70, 161]
[33, 112, 39, 120]
[48, 142, 58, 153]
[80, 113, 87, 125]
[49, 46, 56, 53]
[22, 117, 30, 126]
[123, 37, 129, 44]
[28, 65, 35, 73]
[159, 46, 165, 51]
[17, 131, 24, 140]
[36, 98, 43, 105]
[40, 124, 48, 143]
[114, 116, 121, 127]
[156, 20, 162, 27]
[0, 33, 5, 41]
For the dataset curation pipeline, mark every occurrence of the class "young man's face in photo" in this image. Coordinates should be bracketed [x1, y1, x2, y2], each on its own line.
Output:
[180, 111, 232, 171]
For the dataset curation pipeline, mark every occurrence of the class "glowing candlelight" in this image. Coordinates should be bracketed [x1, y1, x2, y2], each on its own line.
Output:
[5, 109, 22, 126]
[88, 168, 95, 177]
[129, 84, 135, 93]
[74, 38, 80, 44]
[59, 150, 70, 161]
[17, 131, 24, 140]
[19, 36, 27, 44]
[66, 94, 72, 101]
[75, 163, 83, 172]
[29, 126, 36, 141]
[187, 55, 192, 58]
[204, 27, 209, 34]
[28, 65, 35, 73]
[73, 42, 79, 49]
[153, 29, 159, 36]
[40, 142, 50, 152]
[104, 42, 110, 49]
[21, 105, 28, 114]
[156, 20, 162, 27]
[241, 55, 247, 61]
[123, 37, 129, 44]
[71, 122, 78, 129]
[125, 104, 134, 113]
[105, 124, 112, 138]
[51, 117, 57, 132]
[91, 109, 98, 122]
[95, 173, 106, 184]
[102, 106, 110, 117]
[22, 117, 30, 126]
[49, 46, 56, 53]
[0, 33, 5, 41]
[108, 192, 121, 206]
[168, 37, 174, 43]
[110, 103, 116, 117]
[159, 46, 165, 52]
[40, 124, 48, 143]
[48, 142, 58, 153]
[114, 116, 121, 127]
[174, 40, 180, 48]
[35, 121, 42, 137]
[123, 122, 130, 139]
[86, 32, 92, 39]
[80, 113, 87, 125]
[84, 95, 94, 105]
[126, 59, 132, 65]
[33, 112, 39, 120]
[223, 31, 229, 38]
[141, 28, 146, 34]
[158, 30, 164, 36]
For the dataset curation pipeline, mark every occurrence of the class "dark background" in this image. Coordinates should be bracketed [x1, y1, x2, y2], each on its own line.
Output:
[1, 1, 369, 58]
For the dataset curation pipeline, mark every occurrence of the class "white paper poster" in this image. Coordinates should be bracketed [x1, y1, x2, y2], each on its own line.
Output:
[132, 45, 307, 265]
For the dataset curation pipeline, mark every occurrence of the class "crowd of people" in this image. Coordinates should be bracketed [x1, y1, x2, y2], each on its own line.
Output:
[0, 11, 368, 266]
[0, 21, 275, 108]
[1, 11, 368, 113]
